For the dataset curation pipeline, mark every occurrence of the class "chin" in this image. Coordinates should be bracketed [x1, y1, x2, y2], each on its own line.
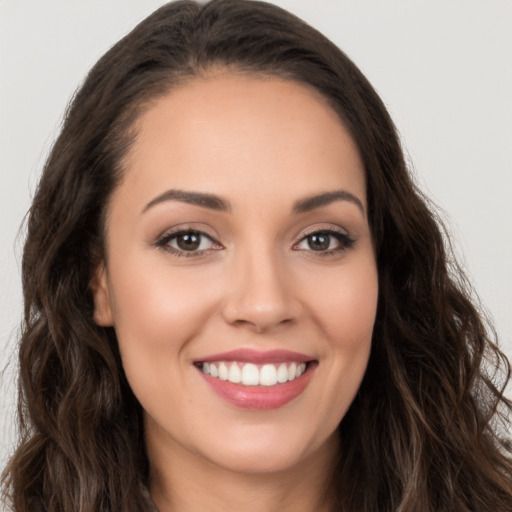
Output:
[206, 446, 309, 475]
[195, 423, 337, 476]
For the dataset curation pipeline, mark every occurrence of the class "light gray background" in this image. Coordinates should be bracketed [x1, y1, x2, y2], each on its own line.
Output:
[1, 0, 511, 471]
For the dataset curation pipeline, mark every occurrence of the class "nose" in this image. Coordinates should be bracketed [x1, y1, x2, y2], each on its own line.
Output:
[221, 246, 301, 333]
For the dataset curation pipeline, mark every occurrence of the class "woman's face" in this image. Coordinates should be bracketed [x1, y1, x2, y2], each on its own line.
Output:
[93, 74, 378, 475]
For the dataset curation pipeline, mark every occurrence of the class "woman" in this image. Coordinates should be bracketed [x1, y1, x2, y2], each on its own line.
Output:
[2, 0, 511, 510]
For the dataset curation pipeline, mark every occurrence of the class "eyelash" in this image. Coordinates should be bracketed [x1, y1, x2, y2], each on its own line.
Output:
[155, 228, 222, 258]
[294, 228, 355, 256]
[155, 227, 355, 258]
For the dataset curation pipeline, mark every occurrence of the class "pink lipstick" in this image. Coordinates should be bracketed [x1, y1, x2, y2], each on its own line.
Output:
[194, 349, 316, 410]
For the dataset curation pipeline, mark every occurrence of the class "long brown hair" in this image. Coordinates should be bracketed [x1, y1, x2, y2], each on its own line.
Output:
[3, 1, 511, 510]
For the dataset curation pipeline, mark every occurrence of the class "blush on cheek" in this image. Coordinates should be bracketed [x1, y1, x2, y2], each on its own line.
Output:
[112, 263, 213, 335]
[314, 275, 377, 341]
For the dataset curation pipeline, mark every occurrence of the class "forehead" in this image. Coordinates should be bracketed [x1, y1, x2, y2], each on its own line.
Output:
[113, 73, 366, 214]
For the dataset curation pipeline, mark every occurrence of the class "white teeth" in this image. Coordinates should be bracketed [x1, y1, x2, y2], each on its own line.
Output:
[288, 362, 297, 381]
[228, 363, 242, 383]
[259, 364, 278, 386]
[277, 363, 288, 383]
[218, 362, 228, 380]
[241, 363, 259, 386]
[200, 361, 309, 387]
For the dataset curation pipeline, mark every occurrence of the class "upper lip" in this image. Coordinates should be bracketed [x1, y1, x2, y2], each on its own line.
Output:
[195, 349, 315, 364]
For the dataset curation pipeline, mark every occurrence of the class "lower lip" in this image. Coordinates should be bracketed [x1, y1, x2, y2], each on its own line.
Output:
[197, 365, 315, 410]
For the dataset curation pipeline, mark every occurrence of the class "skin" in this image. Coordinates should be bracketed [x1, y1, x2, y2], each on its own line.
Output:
[92, 73, 378, 512]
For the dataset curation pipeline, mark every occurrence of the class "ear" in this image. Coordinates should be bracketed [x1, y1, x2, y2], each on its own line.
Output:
[91, 263, 114, 326]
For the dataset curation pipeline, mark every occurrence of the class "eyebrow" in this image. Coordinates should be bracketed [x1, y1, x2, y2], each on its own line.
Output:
[142, 188, 365, 216]
[292, 190, 365, 215]
[142, 189, 231, 213]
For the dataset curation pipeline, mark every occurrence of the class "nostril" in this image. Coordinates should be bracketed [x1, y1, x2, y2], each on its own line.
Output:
[231, 316, 296, 334]
[220, 263, 301, 332]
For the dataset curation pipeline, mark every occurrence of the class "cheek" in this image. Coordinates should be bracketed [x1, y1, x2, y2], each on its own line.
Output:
[106, 257, 219, 388]
[107, 262, 227, 430]
[303, 253, 378, 346]
[301, 253, 377, 416]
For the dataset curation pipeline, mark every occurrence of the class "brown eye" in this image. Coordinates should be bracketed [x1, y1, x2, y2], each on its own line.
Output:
[176, 232, 201, 251]
[157, 229, 220, 255]
[295, 229, 355, 254]
[307, 233, 331, 251]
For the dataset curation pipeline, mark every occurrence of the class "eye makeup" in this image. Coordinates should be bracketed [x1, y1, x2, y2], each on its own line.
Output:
[294, 227, 355, 256]
[155, 227, 223, 258]
[154, 224, 356, 259]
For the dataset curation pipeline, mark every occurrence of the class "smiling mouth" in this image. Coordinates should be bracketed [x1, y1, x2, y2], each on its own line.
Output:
[194, 349, 317, 409]
[196, 361, 310, 387]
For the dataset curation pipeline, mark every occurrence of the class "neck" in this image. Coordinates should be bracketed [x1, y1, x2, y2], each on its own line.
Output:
[146, 420, 339, 512]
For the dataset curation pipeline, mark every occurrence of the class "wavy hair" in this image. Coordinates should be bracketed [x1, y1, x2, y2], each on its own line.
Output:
[3, 1, 511, 510]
